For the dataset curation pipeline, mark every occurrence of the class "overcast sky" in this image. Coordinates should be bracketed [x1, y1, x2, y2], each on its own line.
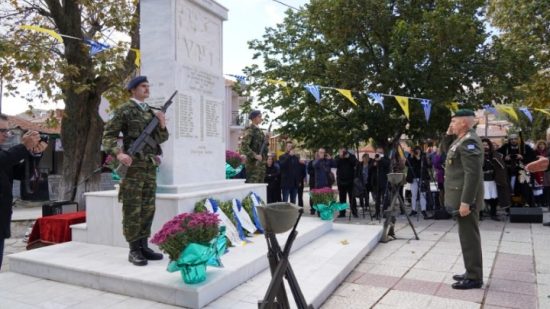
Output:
[1, 0, 309, 115]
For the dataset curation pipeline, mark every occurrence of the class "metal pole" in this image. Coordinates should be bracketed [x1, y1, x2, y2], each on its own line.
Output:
[484, 111, 489, 137]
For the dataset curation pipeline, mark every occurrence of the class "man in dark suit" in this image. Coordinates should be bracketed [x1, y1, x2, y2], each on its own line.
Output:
[444, 109, 484, 289]
[0, 114, 46, 270]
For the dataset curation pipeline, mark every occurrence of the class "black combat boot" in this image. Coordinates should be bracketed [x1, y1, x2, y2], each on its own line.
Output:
[141, 238, 163, 260]
[129, 240, 147, 266]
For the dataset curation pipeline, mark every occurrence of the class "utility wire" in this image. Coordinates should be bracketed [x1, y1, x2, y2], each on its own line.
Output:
[272, 0, 300, 11]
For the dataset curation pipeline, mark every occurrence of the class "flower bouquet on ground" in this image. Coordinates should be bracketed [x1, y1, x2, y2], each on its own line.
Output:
[225, 150, 243, 179]
[151, 212, 226, 284]
[310, 187, 348, 220]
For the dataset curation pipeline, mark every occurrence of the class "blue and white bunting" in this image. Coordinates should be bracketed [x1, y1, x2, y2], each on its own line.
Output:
[368, 93, 384, 109]
[228, 74, 248, 84]
[519, 107, 533, 122]
[483, 105, 498, 115]
[304, 84, 321, 103]
[84, 39, 110, 56]
[420, 99, 432, 123]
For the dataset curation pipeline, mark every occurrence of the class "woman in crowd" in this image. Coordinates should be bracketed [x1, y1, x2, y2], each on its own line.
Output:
[431, 146, 446, 209]
[354, 154, 371, 216]
[481, 138, 509, 221]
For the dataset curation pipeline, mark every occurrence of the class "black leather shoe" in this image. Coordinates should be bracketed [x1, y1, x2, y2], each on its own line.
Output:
[452, 273, 466, 281]
[409, 210, 417, 216]
[141, 238, 163, 260]
[543, 222, 550, 227]
[337, 214, 346, 218]
[452, 279, 483, 289]
[129, 241, 147, 266]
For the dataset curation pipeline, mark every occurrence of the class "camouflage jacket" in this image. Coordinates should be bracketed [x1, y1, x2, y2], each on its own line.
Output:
[102, 100, 169, 158]
[240, 124, 268, 162]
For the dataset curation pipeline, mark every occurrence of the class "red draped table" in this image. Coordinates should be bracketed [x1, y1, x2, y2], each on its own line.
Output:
[27, 211, 86, 249]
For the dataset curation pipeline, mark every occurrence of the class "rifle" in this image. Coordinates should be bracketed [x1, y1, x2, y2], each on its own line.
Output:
[116, 90, 177, 172]
[258, 120, 273, 160]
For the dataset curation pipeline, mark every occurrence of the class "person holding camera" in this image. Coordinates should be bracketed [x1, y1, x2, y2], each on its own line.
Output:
[335, 148, 358, 218]
[279, 141, 301, 204]
[1, 114, 47, 270]
[497, 134, 536, 207]
[444, 109, 484, 290]
[406, 146, 430, 219]
[369, 147, 390, 219]
[312, 148, 335, 189]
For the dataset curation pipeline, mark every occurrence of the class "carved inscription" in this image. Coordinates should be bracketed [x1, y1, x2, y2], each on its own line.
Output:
[204, 99, 221, 138]
[175, 93, 196, 139]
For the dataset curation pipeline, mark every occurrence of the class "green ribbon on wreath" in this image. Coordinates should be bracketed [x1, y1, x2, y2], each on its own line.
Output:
[312, 201, 349, 220]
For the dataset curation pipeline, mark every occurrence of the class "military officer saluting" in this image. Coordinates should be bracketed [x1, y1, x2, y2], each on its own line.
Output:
[240, 110, 269, 183]
[102, 76, 169, 266]
[444, 109, 484, 289]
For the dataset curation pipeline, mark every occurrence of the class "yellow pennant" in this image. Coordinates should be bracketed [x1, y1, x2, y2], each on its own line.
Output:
[131, 48, 141, 68]
[496, 105, 519, 121]
[336, 89, 357, 105]
[535, 108, 550, 117]
[395, 96, 410, 119]
[266, 79, 287, 87]
[447, 102, 460, 112]
[20, 25, 63, 43]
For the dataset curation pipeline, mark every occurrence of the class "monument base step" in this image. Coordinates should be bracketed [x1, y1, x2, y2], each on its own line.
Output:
[8, 219, 381, 308]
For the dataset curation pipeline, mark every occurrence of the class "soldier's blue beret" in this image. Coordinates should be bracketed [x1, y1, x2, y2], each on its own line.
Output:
[126, 75, 148, 90]
[249, 110, 262, 120]
[452, 109, 475, 117]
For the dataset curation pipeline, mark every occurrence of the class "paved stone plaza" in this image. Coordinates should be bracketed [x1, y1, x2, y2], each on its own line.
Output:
[1, 205, 549, 308]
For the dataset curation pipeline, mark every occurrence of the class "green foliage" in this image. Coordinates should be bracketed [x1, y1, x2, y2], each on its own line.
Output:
[242, 0, 492, 149]
[194, 198, 208, 213]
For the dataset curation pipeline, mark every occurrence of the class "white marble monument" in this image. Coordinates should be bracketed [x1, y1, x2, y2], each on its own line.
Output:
[76, 0, 267, 248]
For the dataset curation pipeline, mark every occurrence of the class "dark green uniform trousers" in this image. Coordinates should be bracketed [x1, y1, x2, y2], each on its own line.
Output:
[118, 159, 157, 243]
[457, 210, 483, 280]
[245, 160, 266, 184]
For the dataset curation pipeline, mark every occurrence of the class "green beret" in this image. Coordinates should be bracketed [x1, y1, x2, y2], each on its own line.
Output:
[452, 109, 475, 118]
[249, 110, 262, 120]
[126, 75, 148, 90]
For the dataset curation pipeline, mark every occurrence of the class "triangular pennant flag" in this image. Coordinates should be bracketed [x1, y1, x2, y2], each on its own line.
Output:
[84, 39, 110, 55]
[228, 74, 247, 84]
[266, 79, 288, 87]
[20, 25, 63, 43]
[336, 89, 357, 105]
[368, 93, 384, 109]
[130, 48, 140, 68]
[483, 104, 498, 115]
[304, 85, 321, 103]
[495, 105, 519, 122]
[535, 108, 550, 117]
[394, 96, 410, 119]
[519, 107, 533, 122]
[420, 99, 432, 123]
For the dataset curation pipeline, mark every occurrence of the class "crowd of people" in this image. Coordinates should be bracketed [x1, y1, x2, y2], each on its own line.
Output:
[239, 111, 550, 222]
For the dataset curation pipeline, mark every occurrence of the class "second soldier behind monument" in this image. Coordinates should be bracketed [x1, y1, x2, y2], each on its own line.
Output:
[240, 110, 269, 184]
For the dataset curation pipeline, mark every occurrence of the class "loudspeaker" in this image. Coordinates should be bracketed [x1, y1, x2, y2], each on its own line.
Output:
[42, 200, 79, 217]
[509, 207, 543, 223]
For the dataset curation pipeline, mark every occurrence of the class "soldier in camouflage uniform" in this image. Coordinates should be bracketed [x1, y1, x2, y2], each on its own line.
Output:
[102, 76, 169, 266]
[240, 110, 269, 183]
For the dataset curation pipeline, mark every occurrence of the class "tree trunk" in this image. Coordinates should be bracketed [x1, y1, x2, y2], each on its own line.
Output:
[59, 91, 104, 206]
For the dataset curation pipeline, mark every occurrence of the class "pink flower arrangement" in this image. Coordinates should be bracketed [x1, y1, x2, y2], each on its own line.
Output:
[151, 212, 220, 261]
[226, 150, 243, 168]
[310, 188, 336, 206]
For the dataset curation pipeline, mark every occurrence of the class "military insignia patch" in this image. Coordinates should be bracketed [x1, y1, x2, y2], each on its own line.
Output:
[467, 144, 476, 150]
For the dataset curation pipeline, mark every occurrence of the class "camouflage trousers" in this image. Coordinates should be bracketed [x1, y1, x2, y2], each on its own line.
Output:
[245, 160, 266, 183]
[118, 160, 157, 243]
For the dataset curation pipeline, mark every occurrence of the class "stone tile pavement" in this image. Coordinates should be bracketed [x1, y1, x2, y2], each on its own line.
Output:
[2, 207, 550, 308]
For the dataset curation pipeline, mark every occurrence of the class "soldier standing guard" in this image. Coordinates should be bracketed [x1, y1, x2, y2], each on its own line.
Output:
[443, 109, 484, 289]
[240, 110, 269, 183]
[102, 76, 169, 266]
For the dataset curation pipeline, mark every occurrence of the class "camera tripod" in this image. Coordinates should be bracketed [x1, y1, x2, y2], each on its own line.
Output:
[381, 173, 420, 242]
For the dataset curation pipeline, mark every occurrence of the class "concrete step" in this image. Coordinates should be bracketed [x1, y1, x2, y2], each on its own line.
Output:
[206, 223, 383, 309]
[8, 217, 337, 308]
